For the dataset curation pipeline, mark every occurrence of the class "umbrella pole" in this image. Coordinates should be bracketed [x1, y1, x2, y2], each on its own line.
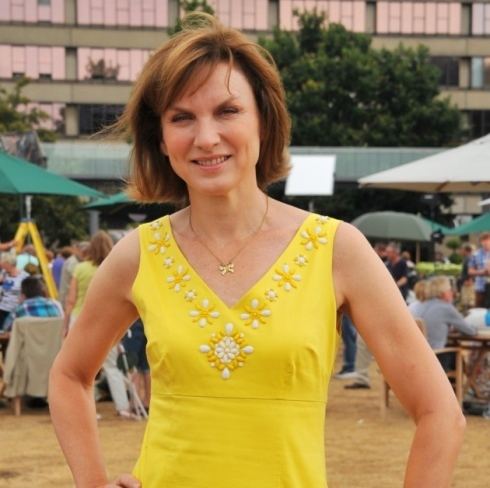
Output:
[19, 195, 24, 220]
[415, 242, 421, 263]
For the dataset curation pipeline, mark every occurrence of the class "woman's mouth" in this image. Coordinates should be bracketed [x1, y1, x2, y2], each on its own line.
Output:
[192, 155, 231, 167]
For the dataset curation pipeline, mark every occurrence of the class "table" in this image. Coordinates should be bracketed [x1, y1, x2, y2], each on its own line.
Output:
[452, 330, 490, 400]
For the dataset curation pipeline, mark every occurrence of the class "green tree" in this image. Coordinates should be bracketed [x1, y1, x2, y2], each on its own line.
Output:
[0, 79, 87, 246]
[0, 77, 57, 142]
[0, 195, 88, 247]
[260, 10, 462, 146]
[169, 0, 215, 35]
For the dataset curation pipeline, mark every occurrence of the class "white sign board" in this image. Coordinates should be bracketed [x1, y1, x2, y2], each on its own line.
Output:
[285, 155, 336, 196]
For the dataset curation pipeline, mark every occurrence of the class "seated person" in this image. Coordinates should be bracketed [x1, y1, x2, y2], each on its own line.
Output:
[415, 276, 477, 370]
[408, 280, 428, 317]
[2, 276, 63, 332]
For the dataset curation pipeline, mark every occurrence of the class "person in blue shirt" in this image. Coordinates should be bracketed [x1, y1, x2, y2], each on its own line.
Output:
[468, 232, 490, 307]
[2, 275, 63, 332]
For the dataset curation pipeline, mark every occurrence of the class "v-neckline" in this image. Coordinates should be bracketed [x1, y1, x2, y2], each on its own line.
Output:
[165, 213, 314, 311]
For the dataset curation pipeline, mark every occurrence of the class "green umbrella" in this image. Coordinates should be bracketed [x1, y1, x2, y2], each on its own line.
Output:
[84, 191, 131, 209]
[422, 218, 455, 235]
[0, 150, 102, 197]
[351, 211, 433, 242]
[449, 212, 490, 235]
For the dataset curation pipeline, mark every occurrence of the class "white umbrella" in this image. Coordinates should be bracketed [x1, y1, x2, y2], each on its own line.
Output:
[358, 133, 490, 193]
[479, 198, 490, 206]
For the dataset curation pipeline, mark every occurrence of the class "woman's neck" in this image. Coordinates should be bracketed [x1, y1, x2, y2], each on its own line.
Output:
[187, 187, 269, 243]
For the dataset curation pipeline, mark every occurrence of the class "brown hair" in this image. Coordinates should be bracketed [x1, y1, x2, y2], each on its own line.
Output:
[110, 12, 291, 203]
[88, 231, 113, 266]
[413, 280, 428, 302]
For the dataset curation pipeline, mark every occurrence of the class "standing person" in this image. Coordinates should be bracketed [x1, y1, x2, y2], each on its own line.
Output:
[0, 254, 29, 330]
[64, 235, 111, 332]
[385, 242, 409, 301]
[51, 247, 71, 290]
[373, 241, 387, 263]
[122, 318, 151, 412]
[58, 241, 88, 308]
[64, 231, 134, 419]
[49, 14, 466, 488]
[468, 233, 490, 307]
[334, 314, 357, 379]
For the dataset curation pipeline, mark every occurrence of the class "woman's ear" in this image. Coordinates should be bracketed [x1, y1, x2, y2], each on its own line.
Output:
[160, 140, 168, 156]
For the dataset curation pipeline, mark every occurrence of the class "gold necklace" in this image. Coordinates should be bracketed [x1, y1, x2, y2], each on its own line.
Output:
[188, 195, 269, 276]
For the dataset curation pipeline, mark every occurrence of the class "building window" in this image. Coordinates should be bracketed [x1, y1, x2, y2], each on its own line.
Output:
[0, 0, 64, 23]
[79, 104, 124, 135]
[430, 57, 459, 87]
[0, 45, 65, 80]
[77, 48, 151, 81]
[472, 3, 490, 35]
[467, 110, 490, 138]
[77, 0, 167, 27]
[377, 1, 461, 35]
[470, 57, 490, 89]
[279, 0, 366, 32]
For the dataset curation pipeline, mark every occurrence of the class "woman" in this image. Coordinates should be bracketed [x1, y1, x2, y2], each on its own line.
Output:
[408, 279, 428, 317]
[50, 13, 465, 488]
[65, 231, 134, 419]
[64, 231, 112, 332]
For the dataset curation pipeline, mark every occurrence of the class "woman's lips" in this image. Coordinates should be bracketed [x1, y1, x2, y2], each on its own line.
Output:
[191, 155, 231, 167]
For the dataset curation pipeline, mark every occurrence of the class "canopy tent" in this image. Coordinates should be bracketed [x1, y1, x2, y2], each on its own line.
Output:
[448, 212, 490, 235]
[0, 150, 102, 197]
[351, 211, 434, 242]
[0, 150, 102, 298]
[423, 218, 454, 235]
[358, 133, 490, 193]
[85, 192, 131, 209]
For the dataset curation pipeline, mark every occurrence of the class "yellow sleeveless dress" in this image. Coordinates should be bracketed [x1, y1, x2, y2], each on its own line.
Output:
[131, 213, 341, 487]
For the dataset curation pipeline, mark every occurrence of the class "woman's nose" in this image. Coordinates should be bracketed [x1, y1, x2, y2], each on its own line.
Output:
[194, 118, 220, 150]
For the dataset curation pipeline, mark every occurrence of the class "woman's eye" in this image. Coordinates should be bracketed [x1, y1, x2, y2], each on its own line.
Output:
[220, 106, 239, 116]
[171, 113, 192, 123]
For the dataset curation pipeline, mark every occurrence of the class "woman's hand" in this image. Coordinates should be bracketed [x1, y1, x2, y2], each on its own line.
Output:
[100, 473, 141, 487]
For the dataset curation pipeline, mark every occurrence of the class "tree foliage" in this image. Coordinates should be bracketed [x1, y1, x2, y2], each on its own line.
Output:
[260, 10, 462, 147]
[0, 77, 57, 142]
[0, 195, 88, 247]
[168, 0, 215, 35]
[0, 79, 86, 247]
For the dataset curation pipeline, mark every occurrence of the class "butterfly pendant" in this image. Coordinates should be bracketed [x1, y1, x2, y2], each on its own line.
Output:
[219, 263, 235, 275]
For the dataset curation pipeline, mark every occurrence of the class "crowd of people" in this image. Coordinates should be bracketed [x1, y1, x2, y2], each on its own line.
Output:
[335, 235, 489, 398]
[0, 234, 150, 418]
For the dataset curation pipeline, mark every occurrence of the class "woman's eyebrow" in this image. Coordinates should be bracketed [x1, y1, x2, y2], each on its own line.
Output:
[168, 95, 239, 113]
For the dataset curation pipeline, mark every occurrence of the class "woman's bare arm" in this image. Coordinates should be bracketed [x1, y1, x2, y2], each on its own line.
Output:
[333, 223, 465, 488]
[49, 231, 141, 488]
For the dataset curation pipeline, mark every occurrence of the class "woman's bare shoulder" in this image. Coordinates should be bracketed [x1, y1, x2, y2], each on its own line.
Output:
[268, 198, 310, 229]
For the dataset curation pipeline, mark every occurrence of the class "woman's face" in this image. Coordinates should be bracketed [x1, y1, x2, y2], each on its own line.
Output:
[161, 62, 261, 198]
